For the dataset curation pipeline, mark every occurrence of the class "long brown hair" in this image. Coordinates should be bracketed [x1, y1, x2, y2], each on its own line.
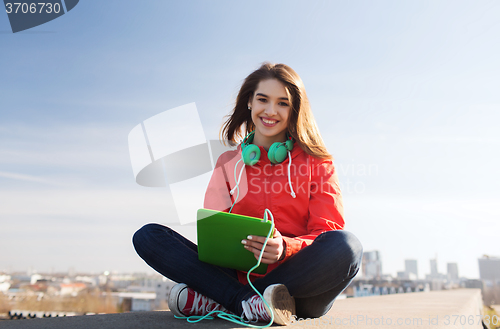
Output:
[220, 62, 332, 159]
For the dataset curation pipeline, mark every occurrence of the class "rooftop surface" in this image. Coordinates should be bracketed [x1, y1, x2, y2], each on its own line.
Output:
[0, 289, 484, 329]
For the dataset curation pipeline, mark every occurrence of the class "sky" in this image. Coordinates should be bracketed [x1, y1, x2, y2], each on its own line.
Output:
[1, 0, 499, 279]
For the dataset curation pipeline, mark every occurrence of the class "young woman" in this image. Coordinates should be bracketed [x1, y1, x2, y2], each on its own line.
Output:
[133, 62, 363, 326]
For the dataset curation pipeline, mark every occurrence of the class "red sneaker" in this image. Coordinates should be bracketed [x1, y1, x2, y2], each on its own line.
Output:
[168, 283, 230, 317]
[241, 284, 295, 325]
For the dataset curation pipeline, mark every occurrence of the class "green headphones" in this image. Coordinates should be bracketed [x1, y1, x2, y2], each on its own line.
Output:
[241, 131, 294, 166]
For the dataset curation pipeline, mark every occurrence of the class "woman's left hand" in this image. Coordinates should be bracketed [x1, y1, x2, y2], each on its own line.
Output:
[242, 228, 285, 264]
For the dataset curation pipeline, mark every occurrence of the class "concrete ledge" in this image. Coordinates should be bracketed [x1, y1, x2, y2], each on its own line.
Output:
[0, 289, 483, 329]
[294, 289, 484, 329]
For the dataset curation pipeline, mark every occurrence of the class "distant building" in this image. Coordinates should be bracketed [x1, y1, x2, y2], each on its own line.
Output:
[405, 259, 418, 280]
[464, 279, 484, 290]
[0, 275, 11, 292]
[447, 263, 459, 282]
[113, 292, 156, 312]
[426, 257, 447, 288]
[155, 278, 176, 310]
[109, 274, 137, 290]
[0, 282, 10, 292]
[0, 274, 11, 283]
[75, 275, 98, 286]
[131, 293, 156, 312]
[362, 251, 382, 280]
[478, 255, 500, 285]
[60, 283, 87, 296]
[430, 259, 438, 277]
[30, 274, 43, 285]
[430, 280, 444, 291]
[397, 271, 407, 280]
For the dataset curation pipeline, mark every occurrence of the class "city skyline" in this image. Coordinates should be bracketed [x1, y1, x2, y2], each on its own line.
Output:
[2, 252, 493, 282]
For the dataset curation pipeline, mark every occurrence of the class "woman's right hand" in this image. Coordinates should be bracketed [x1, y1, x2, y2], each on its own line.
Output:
[241, 228, 286, 264]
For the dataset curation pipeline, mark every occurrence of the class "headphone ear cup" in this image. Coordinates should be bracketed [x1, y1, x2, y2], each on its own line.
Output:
[242, 144, 260, 166]
[274, 143, 289, 163]
[268, 142, 288, 164]
[267, 143, 278, 164]
[286, 139, 294, 151]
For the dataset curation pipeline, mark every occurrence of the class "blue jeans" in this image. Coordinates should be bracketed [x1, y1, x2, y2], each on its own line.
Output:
[133, 224, 362, 318]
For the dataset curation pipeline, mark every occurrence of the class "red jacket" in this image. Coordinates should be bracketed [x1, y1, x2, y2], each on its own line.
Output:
[203, 142, 344, 284]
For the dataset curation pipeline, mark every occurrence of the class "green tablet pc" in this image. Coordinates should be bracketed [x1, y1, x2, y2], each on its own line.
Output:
[197, 208, 274, 275]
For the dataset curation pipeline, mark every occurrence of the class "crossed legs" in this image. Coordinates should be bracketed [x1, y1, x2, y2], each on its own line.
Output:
[132, 224, 362, 317]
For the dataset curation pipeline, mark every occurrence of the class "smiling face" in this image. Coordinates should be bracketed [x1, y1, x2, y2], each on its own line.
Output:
[247, 79, 291, 150]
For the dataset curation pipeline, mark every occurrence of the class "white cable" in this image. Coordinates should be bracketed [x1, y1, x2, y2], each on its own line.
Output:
[230, 159, 245, 196]
[287, 151, 296, 198]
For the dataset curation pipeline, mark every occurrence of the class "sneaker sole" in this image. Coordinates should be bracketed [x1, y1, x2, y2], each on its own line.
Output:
[168, 283, 188, 317]
[264, 284, 295, 326]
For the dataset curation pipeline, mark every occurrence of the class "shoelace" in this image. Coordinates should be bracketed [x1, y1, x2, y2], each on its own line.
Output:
[188, 290, 226, 316]
[241, 295, 271, 323]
